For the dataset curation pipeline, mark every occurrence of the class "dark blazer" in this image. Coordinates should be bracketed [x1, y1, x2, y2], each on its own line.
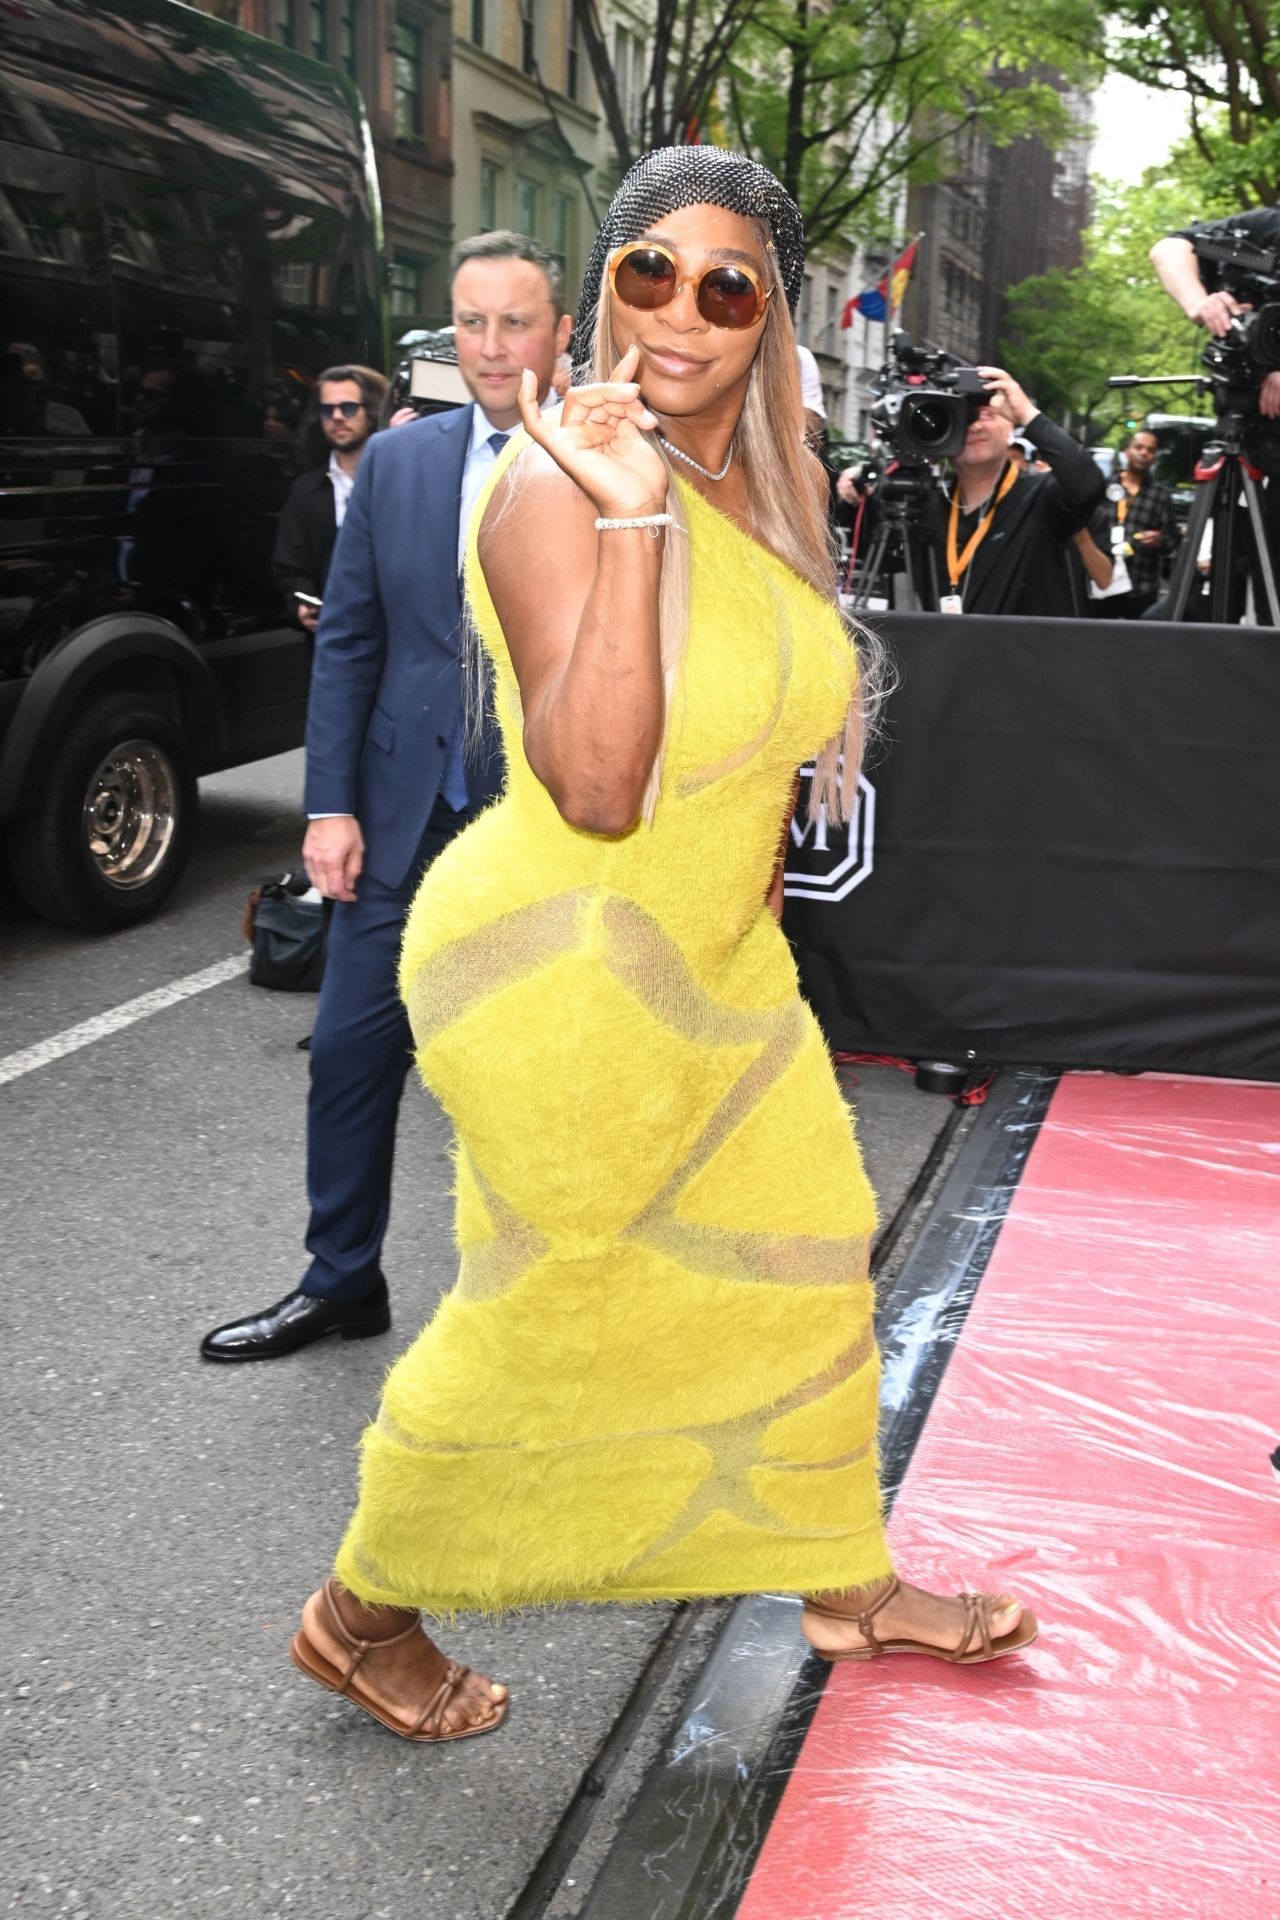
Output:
[272, 464, 339, 609]
[303, 404, 503, 888]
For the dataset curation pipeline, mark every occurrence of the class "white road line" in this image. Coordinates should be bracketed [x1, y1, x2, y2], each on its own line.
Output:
[0, 953, 247, 1088]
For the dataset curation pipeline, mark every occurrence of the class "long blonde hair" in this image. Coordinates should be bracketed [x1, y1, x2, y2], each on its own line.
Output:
[588, 224, 887, 825]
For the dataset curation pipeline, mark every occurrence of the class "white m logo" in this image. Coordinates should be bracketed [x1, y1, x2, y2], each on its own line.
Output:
[783, 767, 876, 904]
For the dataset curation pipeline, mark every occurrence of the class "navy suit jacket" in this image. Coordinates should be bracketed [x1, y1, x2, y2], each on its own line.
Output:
[303, 405, 503, 888]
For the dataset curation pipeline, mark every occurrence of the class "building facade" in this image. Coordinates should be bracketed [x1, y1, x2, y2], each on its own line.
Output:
[450, 0, 602, 320]
[902, 83, 1092, 368]
[900, 121, 991, 364]
[194, 0, 456, 326]
[192, 0, 613, 331]
[979, 82, 1091, 354]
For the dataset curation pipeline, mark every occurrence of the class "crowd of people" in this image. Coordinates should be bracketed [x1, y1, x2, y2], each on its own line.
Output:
[833, 391, 1186, 619]
[826, 200, 1280, 623]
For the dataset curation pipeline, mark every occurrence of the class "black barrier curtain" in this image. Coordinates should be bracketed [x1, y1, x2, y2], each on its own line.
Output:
[783, 612, 1280, 1081]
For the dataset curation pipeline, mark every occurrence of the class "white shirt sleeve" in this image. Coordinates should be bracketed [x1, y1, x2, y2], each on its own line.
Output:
[796, 345, 826, 419]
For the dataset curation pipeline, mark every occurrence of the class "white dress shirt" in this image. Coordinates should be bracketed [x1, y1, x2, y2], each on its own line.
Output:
[328, 449, 356, 527]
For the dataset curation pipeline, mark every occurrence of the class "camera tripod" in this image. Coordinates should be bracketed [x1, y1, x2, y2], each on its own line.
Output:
[1108, 375, 1280, 624]
[1164, 407, 1280, 623]
[844, 460, 945, 612]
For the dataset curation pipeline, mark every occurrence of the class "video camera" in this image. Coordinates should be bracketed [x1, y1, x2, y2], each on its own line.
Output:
[1190, 227, 1280, 396]
[870, 330, 993, 463]
[386, 328, 469, 420]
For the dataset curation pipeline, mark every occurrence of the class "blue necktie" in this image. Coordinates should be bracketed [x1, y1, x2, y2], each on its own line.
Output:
[442, 431, 509, 813]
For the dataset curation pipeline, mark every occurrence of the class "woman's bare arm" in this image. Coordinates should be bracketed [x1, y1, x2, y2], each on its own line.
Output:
[477, 349, 670, 834]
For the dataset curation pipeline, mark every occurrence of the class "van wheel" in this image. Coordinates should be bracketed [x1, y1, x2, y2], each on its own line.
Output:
[7, 691, 197, 930]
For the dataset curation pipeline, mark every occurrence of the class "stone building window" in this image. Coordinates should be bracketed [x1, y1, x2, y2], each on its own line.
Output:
[552, 191, 573, 274]
[521, 0, 538, 76]
[613, 26, 644, 135]
[470, 0, 486, 47]
[389, 256, 423, 316]
[566, 4, 581, 100]
[339, 0, 357, 74]
[514, 176, 541, 238]
[480, 161, 500, 231]
[394, 19, 423, 139]
[306, 0, 327, 60]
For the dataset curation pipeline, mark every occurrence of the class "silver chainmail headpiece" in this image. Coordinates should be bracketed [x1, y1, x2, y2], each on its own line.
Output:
[572, 144, 805, 364]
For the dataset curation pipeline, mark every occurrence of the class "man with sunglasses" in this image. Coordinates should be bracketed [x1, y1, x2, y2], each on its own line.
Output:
[272, 365, 388, 636]
[202, 233, 572, 1364]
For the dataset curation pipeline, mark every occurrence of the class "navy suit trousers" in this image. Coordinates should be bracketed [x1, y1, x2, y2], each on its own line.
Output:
[301, 795, 471, 1302]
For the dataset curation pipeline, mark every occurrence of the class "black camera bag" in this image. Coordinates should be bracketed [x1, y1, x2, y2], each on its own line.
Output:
[245, 872, 328, 992]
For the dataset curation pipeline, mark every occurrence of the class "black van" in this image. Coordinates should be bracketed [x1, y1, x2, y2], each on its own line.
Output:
[0, 0, 385, 929]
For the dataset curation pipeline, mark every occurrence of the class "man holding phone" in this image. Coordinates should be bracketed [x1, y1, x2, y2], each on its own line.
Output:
[272, 364, 388, 634]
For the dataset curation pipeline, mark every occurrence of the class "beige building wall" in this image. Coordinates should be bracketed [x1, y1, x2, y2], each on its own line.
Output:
[452, 0, 602, 316]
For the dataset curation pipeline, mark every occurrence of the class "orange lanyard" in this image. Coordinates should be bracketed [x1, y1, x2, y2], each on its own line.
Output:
[946, 462, 1019, 588]
[1117, 477, 1138, 525]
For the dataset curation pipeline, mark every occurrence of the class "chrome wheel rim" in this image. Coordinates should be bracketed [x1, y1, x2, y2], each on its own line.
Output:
[83, 738, 178, 890]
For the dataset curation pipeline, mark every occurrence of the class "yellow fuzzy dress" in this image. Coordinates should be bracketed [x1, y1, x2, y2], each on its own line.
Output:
[334, 469, 892, 1616]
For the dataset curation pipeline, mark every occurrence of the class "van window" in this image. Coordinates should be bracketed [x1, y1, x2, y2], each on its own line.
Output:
[0, 144, 115, 436]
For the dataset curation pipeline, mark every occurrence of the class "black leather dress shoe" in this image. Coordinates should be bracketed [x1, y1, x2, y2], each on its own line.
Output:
[200, 1279, 390, 1362]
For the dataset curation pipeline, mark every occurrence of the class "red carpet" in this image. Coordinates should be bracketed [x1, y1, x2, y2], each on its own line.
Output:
[739, 1074, 1280, 1919]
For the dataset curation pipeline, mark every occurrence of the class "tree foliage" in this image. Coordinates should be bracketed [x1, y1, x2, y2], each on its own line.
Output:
[1000, 172, 1237, 440]
[570, 0, 759, 167]
[572, 0, 1101, 252]
[1105, 0, 1280, 206]
[725, 0, 1098, 254]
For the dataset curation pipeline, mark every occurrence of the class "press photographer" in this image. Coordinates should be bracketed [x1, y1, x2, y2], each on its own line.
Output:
[925, 366, 1105, 617]
[1148, 212, 1280, 621]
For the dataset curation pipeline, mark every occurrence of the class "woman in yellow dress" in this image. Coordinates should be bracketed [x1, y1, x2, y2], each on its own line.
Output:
[289, 148, 1037, 1743]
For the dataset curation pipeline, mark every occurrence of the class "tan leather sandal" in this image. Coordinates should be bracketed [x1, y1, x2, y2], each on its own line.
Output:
[290, 1578, 508, 1742]
[804, 1575, 1038, 1665]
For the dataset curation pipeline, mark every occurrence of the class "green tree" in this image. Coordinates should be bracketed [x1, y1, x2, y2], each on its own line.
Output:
[1106, 1, 1280, 206]
[725, 0, 1100, 254]
[570, 0, 760, 170]
[571, 0, 1101, 251]
[1000, 173, 1236, 439]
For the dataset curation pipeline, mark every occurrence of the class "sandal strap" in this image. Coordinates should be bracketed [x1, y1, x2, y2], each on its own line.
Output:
[804, 1575, 901, 1654]
[319, 1578, 423, 1692]
[945, 1592, 996, 1662]
[409, 1659, 470, 1738]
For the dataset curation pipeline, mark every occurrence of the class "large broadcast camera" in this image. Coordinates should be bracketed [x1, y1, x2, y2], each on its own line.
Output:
[1187, 228, 1280, 413]
[870, 329, 993, 463]
[843, 331, 995, 611]
[1109, 226, 1280, 624]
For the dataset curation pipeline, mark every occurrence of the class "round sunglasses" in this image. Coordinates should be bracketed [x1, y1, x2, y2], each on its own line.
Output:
[318, 400, 367, 419]
[608, 242, 772, 331]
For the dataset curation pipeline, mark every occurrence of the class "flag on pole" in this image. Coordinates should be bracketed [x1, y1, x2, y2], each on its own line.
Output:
[840, 238, 921, 328]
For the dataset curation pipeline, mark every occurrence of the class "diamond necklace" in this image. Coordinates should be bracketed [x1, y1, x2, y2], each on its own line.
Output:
[658, 432, 734, 483]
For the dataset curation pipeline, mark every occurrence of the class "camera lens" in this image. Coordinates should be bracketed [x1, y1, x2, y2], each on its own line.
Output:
[1251, 302, 1280, 370]
[903, 397, 953, 449]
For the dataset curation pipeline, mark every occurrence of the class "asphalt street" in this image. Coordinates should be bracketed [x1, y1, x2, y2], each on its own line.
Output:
[2, 748, 958, 1919]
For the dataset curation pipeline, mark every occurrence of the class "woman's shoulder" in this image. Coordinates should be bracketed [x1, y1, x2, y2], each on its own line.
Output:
[477, 441, 594, 560]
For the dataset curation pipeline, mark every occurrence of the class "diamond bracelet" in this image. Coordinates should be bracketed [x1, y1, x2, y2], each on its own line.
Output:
[593, 513, 675, 536]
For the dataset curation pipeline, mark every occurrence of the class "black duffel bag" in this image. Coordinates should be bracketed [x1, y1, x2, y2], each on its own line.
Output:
[244, 871, 328, 992]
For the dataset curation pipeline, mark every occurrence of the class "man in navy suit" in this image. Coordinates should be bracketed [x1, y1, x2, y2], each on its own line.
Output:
[202, 233, 572, 1360]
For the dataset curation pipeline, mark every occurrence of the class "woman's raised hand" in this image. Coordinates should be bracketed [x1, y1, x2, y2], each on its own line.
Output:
[517, 345, 668, 518]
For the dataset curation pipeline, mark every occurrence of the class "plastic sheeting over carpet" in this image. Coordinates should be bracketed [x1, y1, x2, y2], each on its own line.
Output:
[738, 1073, 1280, 1920]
